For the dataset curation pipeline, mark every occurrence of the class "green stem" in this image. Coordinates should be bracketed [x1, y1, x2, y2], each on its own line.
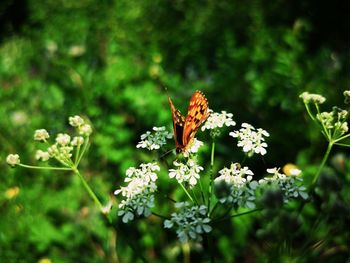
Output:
[304, 103, 316, 121]
[76, 137, 89, 166]
[334, 132, 350, 143]
[208, 141, 215, 209]
[18, 164, 72, 171]
[210, 141, 215, 166]
[311, 141, 333, 187]
[74, 168, 112, 223]
[151, 212, 169, 220]
[179, 183, 194, 203]
[213, 208, 262, 223]
[198, 178, 206, 203]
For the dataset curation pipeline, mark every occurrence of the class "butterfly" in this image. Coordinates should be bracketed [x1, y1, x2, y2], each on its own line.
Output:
[168, 90, 210, 153]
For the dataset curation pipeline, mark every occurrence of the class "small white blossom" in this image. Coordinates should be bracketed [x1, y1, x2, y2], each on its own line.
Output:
[169, 159, 203, 187]
[214, 163, 257, 208]
[6, 154, 20, 167]
[136, 126, 172, 150]
[69, 115, 85, 127]
[35, 150, 50, 161]
[56, 133, 71, 146]
[34, 129, 50, 141]
[201, 110, 236, 131]
[299, 92, 326, 104]
[183, 138, 203, 157]
[71, 136, 84, 146]
[114, 162, 160, 223]
[164, 202, 212, 243]
[79, 124, 92, 136]
[229, 123, 269, 156]
[259, 168, 308, 201]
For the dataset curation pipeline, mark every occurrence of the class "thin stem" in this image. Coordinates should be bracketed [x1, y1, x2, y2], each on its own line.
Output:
[18, 164, 72, 171]
[198, 178, 206, 203]
[74, 143, 82, 165]
[76, 137, 89, 165]
[74, 168, 112, 223]
[191, 189, 199, 205]
[334, 132, 350, 143]
[213, 208, 262, 223]
[208, 141, 215, 209]
[151, 212, 169, 220]
[334, 142, 350, 147]
[304, 103, 316, 121]
[179, 183, 194, 203]
[210, 141, 215, 166]
[209, 201, 219, 217]
[311, 141, 333, 187]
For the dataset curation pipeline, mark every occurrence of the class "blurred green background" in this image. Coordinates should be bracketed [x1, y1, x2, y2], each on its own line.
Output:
[1, 0, 350, 262]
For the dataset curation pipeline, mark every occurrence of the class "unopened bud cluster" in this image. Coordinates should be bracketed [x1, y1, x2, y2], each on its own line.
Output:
[6, 115, 90, 168]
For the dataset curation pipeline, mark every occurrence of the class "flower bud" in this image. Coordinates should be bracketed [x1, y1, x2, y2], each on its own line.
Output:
[34, 129, 50, 141]
[6, 154, 20, 167]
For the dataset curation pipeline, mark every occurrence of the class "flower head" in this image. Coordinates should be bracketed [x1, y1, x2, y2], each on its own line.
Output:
[114, 162, 160, 223]
[79, 124, 92, 136]
[6, 154, 20, 167]
[69, 115, 85, 127]
[299, 92, 326, 104]
[55, 133, 71, 146]
[71, 136, 84, 146]
[169, 158, 203, 187]
[137, 126, 172, 150]
[229, 123, 269, 156]
[344, 90, 350, 104]
[201, 110, 236, 131]
[35, 150, 50, 161]
[259, 168, 308, 201]
[34, 129, 50, 141]
[214, 163, 257, 208]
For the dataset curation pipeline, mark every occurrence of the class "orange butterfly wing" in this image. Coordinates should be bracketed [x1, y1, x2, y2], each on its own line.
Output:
[168, 91, 209, 153]
[182, 91, 210, 148]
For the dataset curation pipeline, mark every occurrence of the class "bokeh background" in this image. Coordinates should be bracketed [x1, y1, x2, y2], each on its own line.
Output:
[1, 0, 350, 262]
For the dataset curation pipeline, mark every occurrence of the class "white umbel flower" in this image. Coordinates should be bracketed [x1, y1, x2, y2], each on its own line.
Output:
[169, 159, 203, 187]
[114, 162, 160, 223]
[229, 123, 269, 156]
[201, 110, 236, 131]
[137, 126, 172, 150]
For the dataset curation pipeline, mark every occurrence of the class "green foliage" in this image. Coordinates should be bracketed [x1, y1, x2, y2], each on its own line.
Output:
[1, 0, 350, 262]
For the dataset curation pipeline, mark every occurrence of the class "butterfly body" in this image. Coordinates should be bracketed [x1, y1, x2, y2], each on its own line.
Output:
[168, 91, 210, 153]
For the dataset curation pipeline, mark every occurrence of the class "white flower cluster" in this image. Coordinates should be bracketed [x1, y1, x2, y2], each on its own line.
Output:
[229, 123, 269, 156]
[299, 92, 326, 104]
[164, 202, 212, 243]
[259, 168, 308, 201]
[201, 110, 236, 131]
[169, 159, 204, 187]
[136, 126, 173, 150]
[114, 162, 160, 223]
[214, 163, 258, 209]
